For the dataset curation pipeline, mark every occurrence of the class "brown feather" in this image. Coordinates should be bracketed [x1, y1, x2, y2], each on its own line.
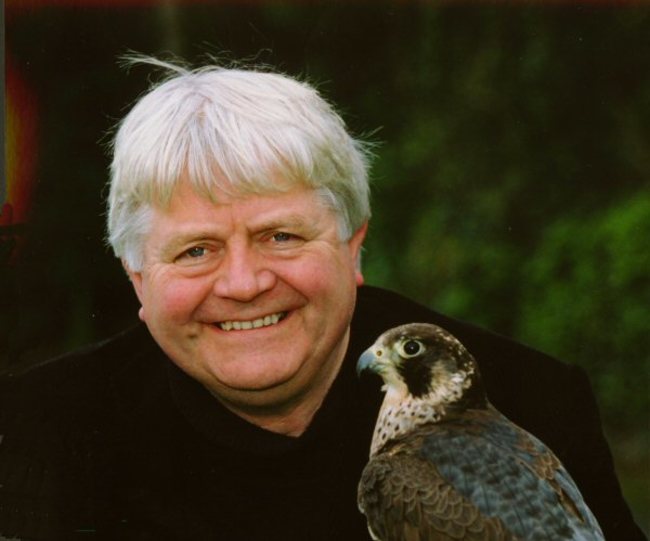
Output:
[359, 429, 518, 541]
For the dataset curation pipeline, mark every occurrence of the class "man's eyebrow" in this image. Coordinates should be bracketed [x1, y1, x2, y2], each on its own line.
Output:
[254, 213, 312, 230]
[158, 230, 219, 253]
[253, 214, 325, 238]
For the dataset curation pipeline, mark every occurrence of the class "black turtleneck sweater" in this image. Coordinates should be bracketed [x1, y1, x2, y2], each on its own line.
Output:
[0, 286, 644, 540]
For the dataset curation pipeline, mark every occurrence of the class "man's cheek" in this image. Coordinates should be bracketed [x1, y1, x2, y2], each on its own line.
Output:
[149, 288, 199, 325]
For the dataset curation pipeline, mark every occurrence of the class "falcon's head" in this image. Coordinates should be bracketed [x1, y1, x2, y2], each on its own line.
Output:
[358, 323, 486, 411]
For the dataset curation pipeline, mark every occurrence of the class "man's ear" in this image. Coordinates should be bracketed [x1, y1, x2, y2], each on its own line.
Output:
[349, 221, 368, 286]
[122, 260, 146, 321]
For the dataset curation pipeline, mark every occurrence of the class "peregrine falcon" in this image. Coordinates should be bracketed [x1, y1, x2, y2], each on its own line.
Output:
[357, 322, 605, 541]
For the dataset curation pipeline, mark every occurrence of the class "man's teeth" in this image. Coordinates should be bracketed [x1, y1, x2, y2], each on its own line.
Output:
[218, 312, 285, 331]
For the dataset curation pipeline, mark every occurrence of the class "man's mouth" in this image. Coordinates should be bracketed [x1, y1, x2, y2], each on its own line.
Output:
[216, 312, 288, 332]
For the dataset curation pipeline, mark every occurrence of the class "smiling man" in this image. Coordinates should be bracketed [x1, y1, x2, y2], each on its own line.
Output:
[128, 181, 366, 435]
[0, 58, 644, 540]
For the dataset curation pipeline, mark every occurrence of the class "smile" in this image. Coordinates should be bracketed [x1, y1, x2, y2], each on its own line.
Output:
[216, 312, 287, 331]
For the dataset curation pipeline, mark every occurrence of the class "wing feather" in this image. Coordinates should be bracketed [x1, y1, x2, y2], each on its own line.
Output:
[359, 408, 604, 541]
[418, 409, 604, 540]
[358, 449, 514, 541]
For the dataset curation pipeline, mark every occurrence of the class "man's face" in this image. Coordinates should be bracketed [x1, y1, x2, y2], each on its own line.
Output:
[127, 180, 366, 416]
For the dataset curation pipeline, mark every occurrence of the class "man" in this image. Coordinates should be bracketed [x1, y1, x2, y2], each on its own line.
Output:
[0, 58, 644, 540]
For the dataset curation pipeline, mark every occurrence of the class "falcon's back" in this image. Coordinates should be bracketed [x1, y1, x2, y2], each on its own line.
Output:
[358, 407, 605, 541]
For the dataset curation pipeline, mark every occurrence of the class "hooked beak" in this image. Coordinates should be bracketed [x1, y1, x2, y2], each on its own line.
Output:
[356, 347, 383, 377]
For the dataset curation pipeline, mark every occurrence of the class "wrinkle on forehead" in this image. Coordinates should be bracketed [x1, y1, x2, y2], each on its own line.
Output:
[155, 178, 346, 241]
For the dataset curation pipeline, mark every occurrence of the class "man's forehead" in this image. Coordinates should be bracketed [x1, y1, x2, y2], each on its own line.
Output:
[150, 185, 329, 237]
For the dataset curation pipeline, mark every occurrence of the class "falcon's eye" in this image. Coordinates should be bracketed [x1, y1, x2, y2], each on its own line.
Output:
[397, 339, 424, 358]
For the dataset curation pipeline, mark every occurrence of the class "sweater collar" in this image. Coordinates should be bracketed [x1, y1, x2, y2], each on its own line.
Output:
[165, 329, 374, 457]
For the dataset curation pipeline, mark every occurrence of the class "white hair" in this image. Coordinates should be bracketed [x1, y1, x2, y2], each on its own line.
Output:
[106, 56, 373, 270]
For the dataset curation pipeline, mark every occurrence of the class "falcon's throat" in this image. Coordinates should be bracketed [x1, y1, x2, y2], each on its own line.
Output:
[370, 394, 443, 456]
[369, 365, 476, 457]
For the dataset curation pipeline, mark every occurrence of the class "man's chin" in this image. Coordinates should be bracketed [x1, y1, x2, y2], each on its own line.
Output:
[205, 378, 310, 423]
[201, 363, 304, 401]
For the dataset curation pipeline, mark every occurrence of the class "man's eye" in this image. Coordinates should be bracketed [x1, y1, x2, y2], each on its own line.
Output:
[184, 246, 206, 258]
[272, 232, 295, 243]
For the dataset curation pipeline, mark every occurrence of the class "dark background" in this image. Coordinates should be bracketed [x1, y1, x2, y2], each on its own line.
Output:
[3, 1, 649, 533]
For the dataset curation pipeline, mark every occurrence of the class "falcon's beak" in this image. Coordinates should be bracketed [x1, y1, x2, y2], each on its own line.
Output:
[357, 347, 383, 377]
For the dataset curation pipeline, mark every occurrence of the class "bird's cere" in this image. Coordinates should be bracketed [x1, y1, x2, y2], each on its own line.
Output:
[217, 312, 286, 331]
[356, 348, 387, 376]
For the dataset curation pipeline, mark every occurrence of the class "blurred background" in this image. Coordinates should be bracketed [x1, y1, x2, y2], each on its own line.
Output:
[2, 1, 648, 534]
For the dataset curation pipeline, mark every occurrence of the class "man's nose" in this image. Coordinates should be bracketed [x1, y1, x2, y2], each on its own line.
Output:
[212, 243, 276, 301]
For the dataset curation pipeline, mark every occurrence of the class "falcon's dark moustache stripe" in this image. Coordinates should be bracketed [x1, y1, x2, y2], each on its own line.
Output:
[396, 341, 488, 408]
[396, 354, 433, 398]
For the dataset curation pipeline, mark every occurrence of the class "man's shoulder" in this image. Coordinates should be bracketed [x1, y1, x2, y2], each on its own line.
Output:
[354, 286, 588, 421]
[0, 324, 166, 538]
[356, 285, 572, 374]
[354, 286, 594, 472]
[0, 323, 160, 414]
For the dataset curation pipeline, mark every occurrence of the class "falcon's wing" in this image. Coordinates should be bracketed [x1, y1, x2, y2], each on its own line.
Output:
[422, 409, 604, 540]
[358, 450, 513, 541]
[358, 410, 604, 541]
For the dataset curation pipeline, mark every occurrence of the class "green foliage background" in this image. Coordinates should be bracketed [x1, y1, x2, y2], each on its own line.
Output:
[353, 9, 650, 434]
[4, 3, 649, 533]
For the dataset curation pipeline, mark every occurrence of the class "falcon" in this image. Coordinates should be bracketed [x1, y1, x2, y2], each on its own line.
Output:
[356, 322, 605, 541]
